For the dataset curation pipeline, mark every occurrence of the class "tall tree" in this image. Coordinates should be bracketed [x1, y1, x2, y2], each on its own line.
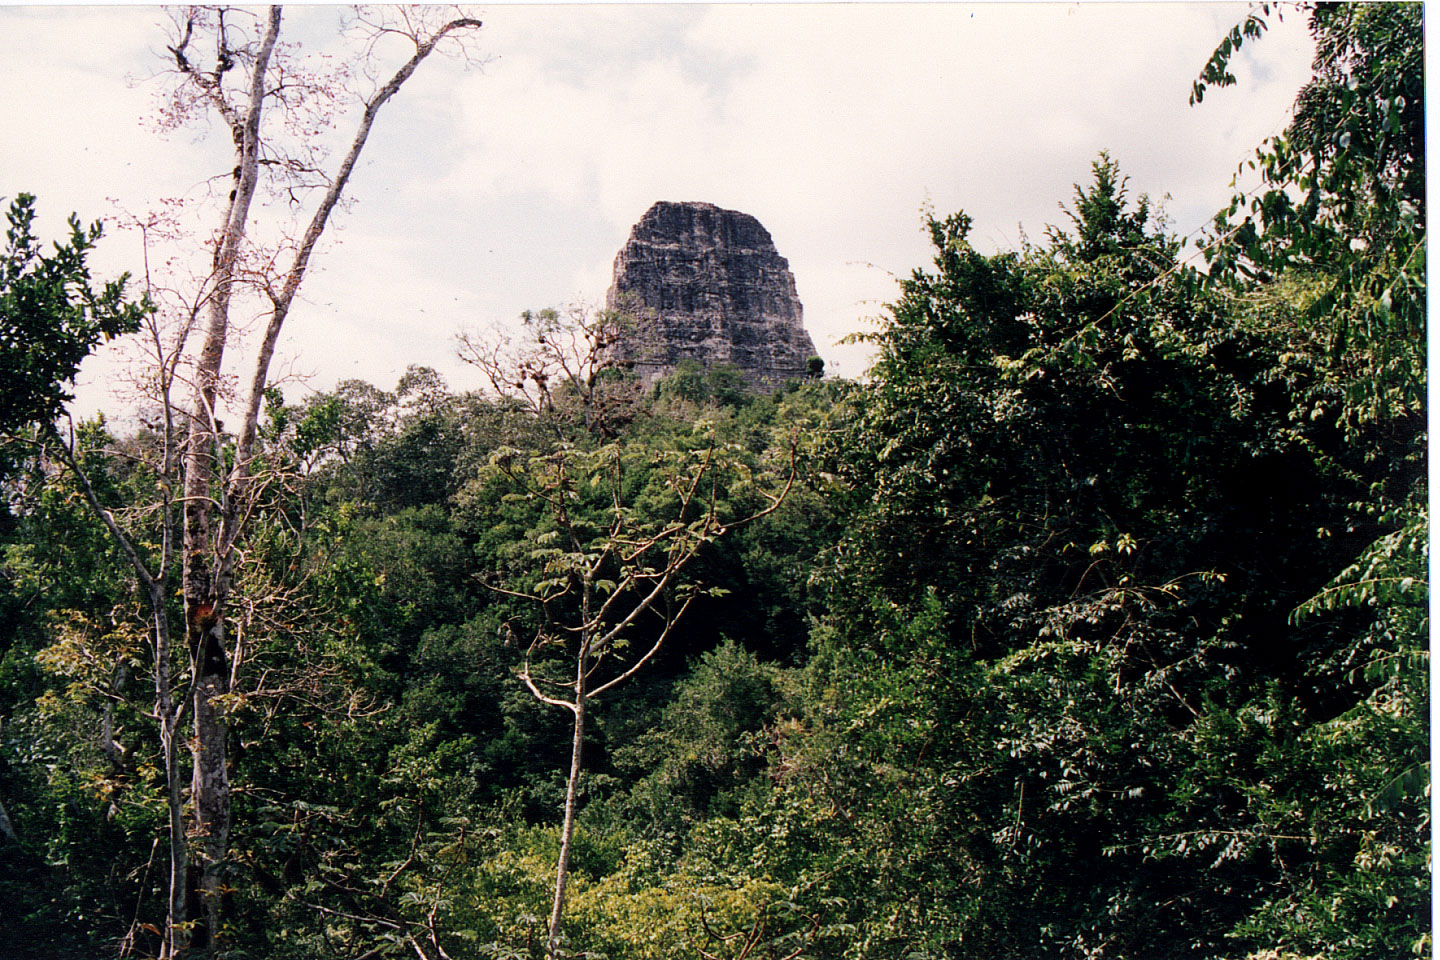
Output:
[163, 8, 485, 948]
[1190, 6, 1428, 954]
[164, 11, 480, 942]
[751, 154, 1421, 957]
[14, 8, 485, 954]
[473, 427, 793, 955]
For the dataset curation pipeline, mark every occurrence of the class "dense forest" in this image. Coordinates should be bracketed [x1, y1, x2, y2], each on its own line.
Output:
[0, 5, 1426, 959]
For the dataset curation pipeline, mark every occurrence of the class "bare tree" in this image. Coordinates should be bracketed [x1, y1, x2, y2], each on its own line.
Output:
[32, 6, 484, 954]
[485, 433, 794, 957]
[458, 304, 643, 438]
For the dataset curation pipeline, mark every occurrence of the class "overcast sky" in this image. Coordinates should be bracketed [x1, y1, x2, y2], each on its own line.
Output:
[0, 3, 1316, 415]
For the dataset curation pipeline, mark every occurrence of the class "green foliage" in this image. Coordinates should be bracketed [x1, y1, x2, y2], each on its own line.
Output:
[839, 155, 1346, 662]
[759, 151, 1428, 958]
[1189, 16, 1428, 952]
[0, 193, 146, 434]
[0, 420, 171, 955]
[655, 360, 754, 413]
[1, 12, 1426, 956]
[620, 639, 793, 823]
[1204, 3, 1425, 428]
[1190, 4, 1277, 106]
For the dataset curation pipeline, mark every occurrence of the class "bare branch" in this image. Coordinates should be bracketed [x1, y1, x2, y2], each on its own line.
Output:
[223, 10, 483, 562]
[589, 594, 695, 699]
[42, 424, 158, 592]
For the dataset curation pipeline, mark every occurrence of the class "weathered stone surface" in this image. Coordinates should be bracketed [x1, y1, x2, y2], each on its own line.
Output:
[604, 201, 818, 389]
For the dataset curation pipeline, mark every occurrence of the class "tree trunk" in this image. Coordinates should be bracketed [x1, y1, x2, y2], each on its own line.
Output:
[188, 617, 232, 948]
[177, 10, 281, 948]
[547, 681, 587, 955]
[161, 6, 481, 949]
[147, 583, 188, 960]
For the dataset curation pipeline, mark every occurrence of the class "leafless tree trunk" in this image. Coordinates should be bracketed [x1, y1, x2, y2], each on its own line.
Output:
[549, 664, 588, 948]
[30, 6, 485, 952]
[174, 11, 282, 939]
[162, 6, 483, 947]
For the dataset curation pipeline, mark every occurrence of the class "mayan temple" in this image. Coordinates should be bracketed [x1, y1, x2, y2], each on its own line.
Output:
[603, 201, 818, 389]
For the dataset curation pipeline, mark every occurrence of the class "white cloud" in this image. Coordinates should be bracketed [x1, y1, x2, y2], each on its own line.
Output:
[3, 4, 1317, 404]
[424, 3, 1313, 377]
